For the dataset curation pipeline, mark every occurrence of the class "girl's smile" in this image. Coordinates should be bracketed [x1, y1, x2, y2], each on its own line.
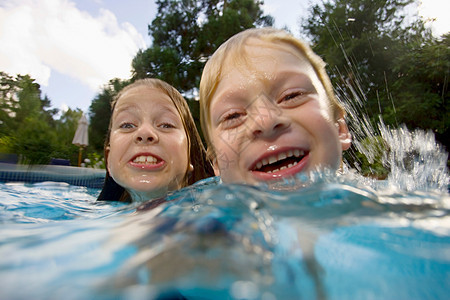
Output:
[107, 85, 190, 200]
[129, 153, 165, 169]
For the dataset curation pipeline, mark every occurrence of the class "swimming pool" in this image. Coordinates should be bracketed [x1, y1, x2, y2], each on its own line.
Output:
[0, 125, 449, 299]
[0, 167, 448, 299]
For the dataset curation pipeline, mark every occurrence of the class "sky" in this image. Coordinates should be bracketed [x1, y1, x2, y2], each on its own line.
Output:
[0, 0, 448, 115]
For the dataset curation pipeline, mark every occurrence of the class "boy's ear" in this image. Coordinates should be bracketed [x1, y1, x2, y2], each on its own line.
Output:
[212, 157, 220, 176]
[337, 118, 352, 151]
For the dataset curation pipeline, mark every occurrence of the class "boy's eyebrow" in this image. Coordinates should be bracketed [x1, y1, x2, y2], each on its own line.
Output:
[211, 88, 250, 110]
[217, 71, 317, 99]
[271, 72, 318, 92]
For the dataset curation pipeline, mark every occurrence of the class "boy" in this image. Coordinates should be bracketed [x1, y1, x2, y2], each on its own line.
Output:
[199, 27, 351, 184]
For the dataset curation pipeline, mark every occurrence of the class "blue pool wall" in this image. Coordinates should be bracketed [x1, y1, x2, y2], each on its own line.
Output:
[0, 162, 106, 188]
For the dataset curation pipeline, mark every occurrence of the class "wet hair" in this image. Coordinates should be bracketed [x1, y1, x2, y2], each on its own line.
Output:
[98, 78, 213, 202]
[199, 27, 346, 160]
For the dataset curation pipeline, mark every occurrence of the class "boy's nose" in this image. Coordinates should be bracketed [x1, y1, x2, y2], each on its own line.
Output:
[249, 106, 289, 139]
[135, 125, 158, 144]
[251, 119, 288, 139]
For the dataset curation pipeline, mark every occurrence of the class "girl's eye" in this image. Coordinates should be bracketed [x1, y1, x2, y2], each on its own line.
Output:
[159, 123, 176, 129]
[119, 122, 136, 129]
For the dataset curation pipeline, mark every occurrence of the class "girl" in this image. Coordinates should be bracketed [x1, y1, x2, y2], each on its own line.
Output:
[98, 78, 213, 202]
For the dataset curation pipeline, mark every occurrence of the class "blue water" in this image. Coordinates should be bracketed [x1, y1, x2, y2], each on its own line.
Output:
[0, 171, 449, 300]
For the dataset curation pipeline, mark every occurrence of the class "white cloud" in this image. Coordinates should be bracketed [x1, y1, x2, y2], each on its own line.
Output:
[262, 0, 307, 33]
[0, 0, 146, 91]
[418, 0, 450, 37]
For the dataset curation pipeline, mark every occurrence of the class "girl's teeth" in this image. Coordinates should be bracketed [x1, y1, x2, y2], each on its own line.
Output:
[294, 149, 301, 157]
[134, 156, 157, 164]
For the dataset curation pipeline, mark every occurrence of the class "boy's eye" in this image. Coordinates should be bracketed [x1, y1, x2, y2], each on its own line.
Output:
[278, 90, 311, 107]
[221, 111, 246, 129]
[225, 112, 242, 121]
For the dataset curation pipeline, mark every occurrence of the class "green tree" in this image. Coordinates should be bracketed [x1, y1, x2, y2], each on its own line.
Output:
[301, 0, 449, 170]
[1, 72, 58, 133]
[0, 72, 82, 164]
[132, 0, 273, 93]
[51, 108, 84, 165]
[0, 71, 19, 136]
[12, 116, 58, 164]
[389, 33, 449, 145]
[301, 0, 423, 117]
[88, 78, 131, 154]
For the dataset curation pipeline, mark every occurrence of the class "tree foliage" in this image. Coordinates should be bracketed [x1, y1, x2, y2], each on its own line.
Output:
[389, 34, 450, 143]
[301, 0, 449, 153]
[88, 78, 131, 153]
[0, 72, 82, 165]
[132, 0, 273, 92]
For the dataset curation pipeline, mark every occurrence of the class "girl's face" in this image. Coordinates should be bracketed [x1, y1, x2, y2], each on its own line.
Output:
[208, 40, 351, 184]
[106, 86, 189, 201]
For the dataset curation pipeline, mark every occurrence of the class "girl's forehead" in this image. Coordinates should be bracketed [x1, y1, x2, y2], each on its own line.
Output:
[111, 86, 182, 122]
[115, 86, 175, 109]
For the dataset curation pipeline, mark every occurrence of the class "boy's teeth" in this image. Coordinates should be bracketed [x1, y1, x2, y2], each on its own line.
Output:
[288, 162, 296, 168]
[294, 149, 303, 157]
[268, 155, 277, 164]
[266, 161, 298, 173]
[255, 150, 303, 171]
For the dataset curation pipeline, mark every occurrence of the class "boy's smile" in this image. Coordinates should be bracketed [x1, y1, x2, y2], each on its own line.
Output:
[250, 147, 309, 179]
[208, 39, 350, 184]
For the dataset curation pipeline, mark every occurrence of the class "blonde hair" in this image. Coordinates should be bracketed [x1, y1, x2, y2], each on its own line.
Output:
[100, 78, 213, 202]
[199, 27, 345, 159]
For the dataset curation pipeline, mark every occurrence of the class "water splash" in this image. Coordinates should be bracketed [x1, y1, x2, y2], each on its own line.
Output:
[379, 120, 449, 192]
[334, 46, 449, 193]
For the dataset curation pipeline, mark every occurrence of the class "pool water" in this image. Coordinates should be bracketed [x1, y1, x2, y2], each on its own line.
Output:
[0, 171, 449, 299]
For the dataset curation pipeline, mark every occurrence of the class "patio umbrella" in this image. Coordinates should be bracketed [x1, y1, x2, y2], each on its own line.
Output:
[72, 114, 89, 167]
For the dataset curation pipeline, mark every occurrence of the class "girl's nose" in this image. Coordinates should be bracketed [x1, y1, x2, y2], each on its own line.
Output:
[135, 125, 158, 144]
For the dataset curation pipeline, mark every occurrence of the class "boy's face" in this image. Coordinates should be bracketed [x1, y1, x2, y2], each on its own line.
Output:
[106, 86, 189, 199]
[207, 40, 351, 184]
